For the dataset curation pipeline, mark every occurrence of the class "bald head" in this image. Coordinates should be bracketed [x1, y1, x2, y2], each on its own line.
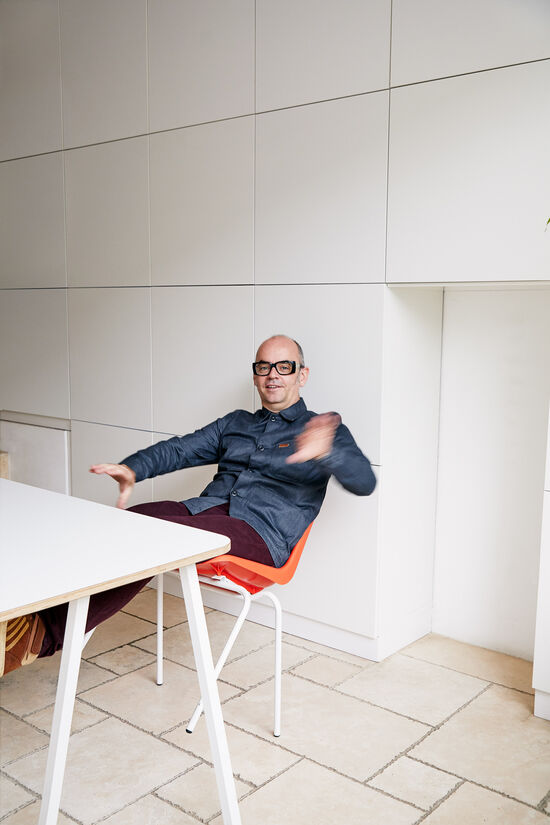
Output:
[255, 335, 304, 366]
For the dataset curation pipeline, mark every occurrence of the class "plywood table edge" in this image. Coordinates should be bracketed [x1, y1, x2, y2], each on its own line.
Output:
[0, 541, 230, 622]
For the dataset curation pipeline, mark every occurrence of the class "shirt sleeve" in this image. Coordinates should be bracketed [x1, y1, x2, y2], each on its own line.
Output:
[315, 422, 377, 496]
[121, 416, 226, 482]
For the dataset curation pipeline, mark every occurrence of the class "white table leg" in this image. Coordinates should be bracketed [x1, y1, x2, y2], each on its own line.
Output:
[38, 596, 89, 825]
[178, 566, 242, 825]
[156, 573, 164, 686]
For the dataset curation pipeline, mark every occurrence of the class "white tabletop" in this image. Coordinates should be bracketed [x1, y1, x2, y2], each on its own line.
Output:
[0, 479, 230, 621]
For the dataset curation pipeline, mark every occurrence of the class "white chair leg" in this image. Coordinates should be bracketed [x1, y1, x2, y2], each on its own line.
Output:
[156, 573, 164, 686]
[262, 591, 282, 736]
[81, 627, 95, 651]
[186, 583, 251, 733]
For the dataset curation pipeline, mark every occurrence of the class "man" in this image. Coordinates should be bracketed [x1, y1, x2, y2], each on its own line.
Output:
[2, 336, 375, 675]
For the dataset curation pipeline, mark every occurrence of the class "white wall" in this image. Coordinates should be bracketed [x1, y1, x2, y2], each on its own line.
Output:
[1, 0, 550, 659]
[376, 288, 443, 657]
[533, 409, 550, 718]
[387, 61, 550, 284]
[433, 288, 550, 659]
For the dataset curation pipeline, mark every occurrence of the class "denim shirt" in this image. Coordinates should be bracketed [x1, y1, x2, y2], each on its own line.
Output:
[121, 399, 376, 567]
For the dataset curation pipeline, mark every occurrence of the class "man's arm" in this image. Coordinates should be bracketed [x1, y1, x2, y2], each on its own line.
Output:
[90, 416, 226, 508]
[287, 413, 376, 496]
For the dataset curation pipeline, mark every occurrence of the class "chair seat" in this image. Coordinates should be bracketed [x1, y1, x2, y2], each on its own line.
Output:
[196, 522, 313, 595]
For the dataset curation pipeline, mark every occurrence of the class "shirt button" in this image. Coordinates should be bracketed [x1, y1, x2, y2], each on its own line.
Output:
[231, 490, 238, 496]
[258, 444, 264, 451]
[271, 416, 276, 421]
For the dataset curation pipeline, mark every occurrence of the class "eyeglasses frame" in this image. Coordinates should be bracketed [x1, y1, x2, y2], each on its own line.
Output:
[252, 360, 303, 376]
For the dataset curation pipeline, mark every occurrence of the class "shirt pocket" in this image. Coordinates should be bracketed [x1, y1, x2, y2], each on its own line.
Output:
[267, 441, 326, 484]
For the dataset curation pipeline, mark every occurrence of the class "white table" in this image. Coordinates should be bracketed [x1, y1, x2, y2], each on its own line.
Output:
[0, 479, 242, 825]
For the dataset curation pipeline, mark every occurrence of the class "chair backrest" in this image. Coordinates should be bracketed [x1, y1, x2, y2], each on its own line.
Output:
[196, 522, 314, 594]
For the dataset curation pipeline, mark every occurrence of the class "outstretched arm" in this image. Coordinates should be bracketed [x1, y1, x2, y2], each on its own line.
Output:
[89, 417, 226, 507]
[89, 463, 136, 509]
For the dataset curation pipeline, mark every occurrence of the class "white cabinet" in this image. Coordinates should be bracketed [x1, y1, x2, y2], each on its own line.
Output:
[533, 412, 550, 719]
[0, 414, 70, 495]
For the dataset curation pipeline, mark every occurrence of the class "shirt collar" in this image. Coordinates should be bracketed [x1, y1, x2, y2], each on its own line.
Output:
[259, 398, 307, 422]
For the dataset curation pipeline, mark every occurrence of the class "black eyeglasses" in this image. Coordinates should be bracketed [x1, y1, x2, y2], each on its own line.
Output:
[252, 360, 302, 376]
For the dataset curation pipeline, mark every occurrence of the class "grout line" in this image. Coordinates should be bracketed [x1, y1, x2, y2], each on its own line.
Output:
[3, 280, 550, 293]
[90, 763, 207, 825]
[365, 768, 464, 825]
[56, 0, 64, 153]
[73, 694, 215, 772]
[400, 649, 535, 697]
[0, 768, 41, 813]
[3, 54, 550, 168]
[537, 788, 550, 814]
[0, 801, 36, 824]
[144, 0, 150, 136]
[408, 758, 550, 820]
[359, 682, 492, 787]
[390, 54, 550, 91]
[409, 779, 466, 824]
[151, 790, 206, 824]
[4, 52, 550, 166]
[364, 781, 427, 813]
[383, 0, 393, 285]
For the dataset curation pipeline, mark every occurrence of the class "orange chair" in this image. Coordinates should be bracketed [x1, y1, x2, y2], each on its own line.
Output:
[156, 523, 313, 737]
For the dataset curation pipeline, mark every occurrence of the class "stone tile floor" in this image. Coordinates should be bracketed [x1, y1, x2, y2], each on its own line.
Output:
[1, 588, 549, 824]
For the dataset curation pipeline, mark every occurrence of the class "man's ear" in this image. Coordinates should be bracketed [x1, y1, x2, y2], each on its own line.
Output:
[299, 366, 309, 387]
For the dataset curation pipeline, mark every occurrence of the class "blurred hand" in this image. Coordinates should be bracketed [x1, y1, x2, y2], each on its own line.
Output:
[89, 463, 136, 509]
[286, 413, 341, 464]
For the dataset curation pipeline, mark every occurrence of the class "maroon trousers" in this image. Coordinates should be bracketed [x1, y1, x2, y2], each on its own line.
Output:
[39, 501, 273, 657]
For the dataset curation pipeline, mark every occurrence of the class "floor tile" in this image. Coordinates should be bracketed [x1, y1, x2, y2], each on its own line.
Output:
[82, 611, 157, 658]
[137, 610, 274, 669]
[210, 759, 419, 825]
[80, 660, 239, 735]
[0, 655, 114, 716]
[222, 673, 428, 781]
[164, 720, 301, 786]
[156, 763, 250, 822]
[0, 709, 48, 766]
[368, 755, 459, 810]
[291, 654, 363, 687]
[100, 793, 200, 824]
[24, 698, 107, 735]
[339, 653, 487, 725]
[283, 633, 371, 666]
[404, 634, 534, 694]
[89, 644, 156, 675]
[0, 775, 34, 818]
[4, 717, 197, 825]
[0, 801, 73, 824]
[422, 782, 549, 824]
[220, 642, 311, 689]
[121, 586, 189, 627]
[411, 685, 550, 806]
